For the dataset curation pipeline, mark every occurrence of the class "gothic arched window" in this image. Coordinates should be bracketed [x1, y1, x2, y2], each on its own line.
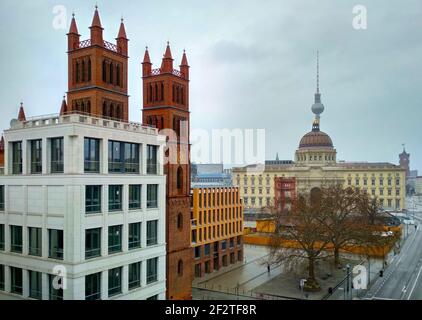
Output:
[177, 166, 183, 190]
[102, 60, 107, 83]
[116, 65, 120, 86]
[109, 63, 114, 84]
[149, 84, 153, 102]
[155, 83, 159, 101]
[116, 105, 121, 120]
[177, 260, 183, 276]
[102, 102, 107, 117]
[161, 82, 164, 101]
[75, 61, 80, 83]
[177, 213, 183, 230]
[88, 59, 92, 81]
[81, 60, 85, 82]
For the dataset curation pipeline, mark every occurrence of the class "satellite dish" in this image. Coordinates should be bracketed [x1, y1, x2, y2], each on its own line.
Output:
[10, 119, 18, 128]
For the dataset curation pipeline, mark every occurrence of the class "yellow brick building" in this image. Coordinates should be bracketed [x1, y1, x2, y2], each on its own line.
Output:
[190, 187, 244, 278]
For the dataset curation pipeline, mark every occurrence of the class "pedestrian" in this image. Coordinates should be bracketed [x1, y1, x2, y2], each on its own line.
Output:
[267, 264, 270, 274]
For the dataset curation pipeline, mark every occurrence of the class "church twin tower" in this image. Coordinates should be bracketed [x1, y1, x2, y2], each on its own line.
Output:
[65, 7, 192, 300]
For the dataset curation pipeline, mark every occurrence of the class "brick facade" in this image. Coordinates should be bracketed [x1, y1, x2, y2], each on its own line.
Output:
[142, 45, 193, 300]
[191, 188, 244, 278]
[66, 9, 129, 122]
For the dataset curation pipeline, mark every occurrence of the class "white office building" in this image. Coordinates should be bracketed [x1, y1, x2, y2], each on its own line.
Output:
[0, 112, 167, 300]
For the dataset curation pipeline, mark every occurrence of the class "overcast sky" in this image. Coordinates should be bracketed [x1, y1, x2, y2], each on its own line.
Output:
[1, 0, 421, 171]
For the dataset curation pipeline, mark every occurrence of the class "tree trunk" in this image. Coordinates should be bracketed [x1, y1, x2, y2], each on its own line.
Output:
[304, 256, 321, 292]
[334, 247, 340, 267]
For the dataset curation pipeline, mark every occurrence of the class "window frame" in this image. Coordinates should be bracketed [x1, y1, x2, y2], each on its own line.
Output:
[108, 225, 122, 254]
[50, 137, 64, 174]
[84, 137, 100, 173]
[146, 220, 158, 246]
[48, 229, 64, 260]
[30, 139, 43, 174]
[85, 228, 101, 259]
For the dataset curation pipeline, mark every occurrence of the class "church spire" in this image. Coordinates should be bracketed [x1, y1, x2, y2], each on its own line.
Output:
[90, 5, 103, 45]
[18, 102, 26, 121]
[161, 42, 174, 72]
[91, 5, 102, 28]
[117, 18, 127, 39]
[69, 13, 79, 34]
[60, 95, 67, 115]
[180, 49, 190, 79]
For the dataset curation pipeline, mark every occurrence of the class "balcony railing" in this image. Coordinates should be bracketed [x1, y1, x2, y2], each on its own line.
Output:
[151, 68, 185, 78]
[75, 39, 120, 54]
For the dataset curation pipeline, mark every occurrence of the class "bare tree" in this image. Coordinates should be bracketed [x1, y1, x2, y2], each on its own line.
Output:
[319, 185, 363, 267]
[269, 193, 331, 291]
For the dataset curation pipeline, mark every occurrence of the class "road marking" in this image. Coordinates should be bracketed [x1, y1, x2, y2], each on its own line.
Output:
[402, 286, 406, 293]
[372, 297, 394, 300]
[407, 263, 422, 300]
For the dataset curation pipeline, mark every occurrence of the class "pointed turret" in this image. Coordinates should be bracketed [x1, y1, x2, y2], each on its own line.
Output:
[91, 6, 102, 28]
[18, 102, 26, 122]
[67, 13, 80, 51]
[142, 47, 152, 77]
[161, 42, 174, 73]
[60, 96, 68, 115]
[180, 50, 190, 80]
[90, 6, 104, 46]
[116, 18, 129, 56]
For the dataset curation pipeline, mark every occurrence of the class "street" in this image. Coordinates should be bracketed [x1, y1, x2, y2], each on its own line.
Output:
[365, 211, 422, 300]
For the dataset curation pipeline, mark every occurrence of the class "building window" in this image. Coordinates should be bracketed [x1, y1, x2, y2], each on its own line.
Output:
[86, 186, 102, 214]
[221, 240, 227, 251]
[29, 271, 42, 300]
[108, 225, 122, 254]
[0, 225, 4, 251]
[49, 229, 64, 260]
[129, 223, 141, 250]
[0, 186, 4, 211]
[12, 141, 23, 174]
[85, 272, 101, 300]
[48, 274, 63, 300]
[129, 185, 141, 210]
[177, 213, 183, 230]
[194, 246, 201, 259]
[51, 138, 64, 173]
[84, 138, 100, 173]
[10, 225, 23, 253]
[28, 227, 42, 257]
[147, 145, 158, 174]
[204, 244, 210, 257]
[109, 185, 123, 212]
[85, 228, 101, 259]
[396, 189, 400, 196]
[129, 262, 141, 290]
[177, 166, 184, 190]
[108, 267, 122, 297]
[396, 199, 401, 209]
[147, 185, 158, 208]
[0, 265, 4, 291]
[146, 257, 158, 284]
[178, 260, 184, 276]
[10, 267, 22, 295]
[30, 139, 42, 174]
[147, 220, 158, 246]
[108, 141, 139, 174]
